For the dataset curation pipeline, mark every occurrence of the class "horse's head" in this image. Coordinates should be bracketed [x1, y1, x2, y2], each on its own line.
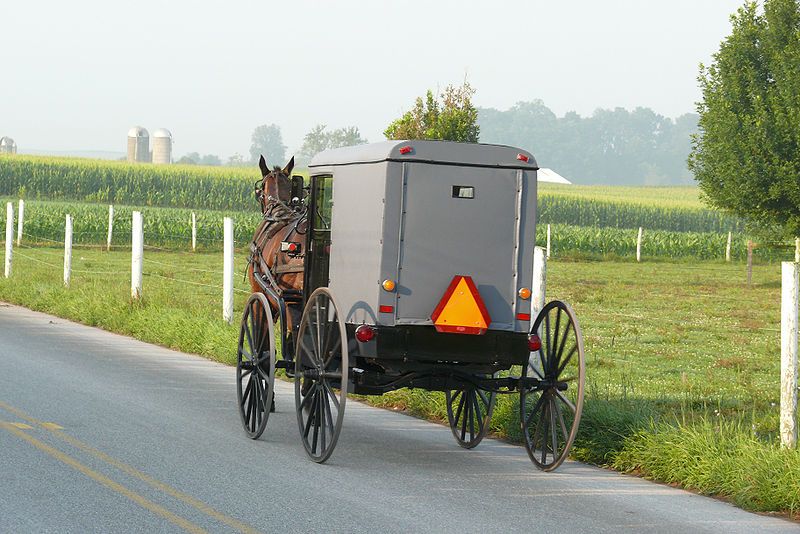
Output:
[256, 155, 294, 212]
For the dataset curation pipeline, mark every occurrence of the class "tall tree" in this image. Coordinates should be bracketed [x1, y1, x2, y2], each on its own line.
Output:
[249, 124, 286, 165]
[298, 124, 367, 162]
[689, 0, 800, 237]
[384, 81, 479, 142]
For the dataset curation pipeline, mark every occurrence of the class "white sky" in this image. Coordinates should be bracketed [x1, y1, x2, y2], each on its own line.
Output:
[0, 0, 744, 160]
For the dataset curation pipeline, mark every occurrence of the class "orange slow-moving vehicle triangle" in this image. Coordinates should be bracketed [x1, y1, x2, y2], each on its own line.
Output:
[431, 276, 492, 335]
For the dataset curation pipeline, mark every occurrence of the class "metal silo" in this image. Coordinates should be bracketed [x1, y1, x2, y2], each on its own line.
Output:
[0, 136, 16, 155]
[127, 127, 150, 162]
[152, 128, 173, 164]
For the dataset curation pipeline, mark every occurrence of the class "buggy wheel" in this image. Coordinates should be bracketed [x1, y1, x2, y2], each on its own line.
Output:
[295, 288, 348, 463]
[445, 388, 496, 449]
[236, 293, 276, 440]
[521, 300, 585, 471]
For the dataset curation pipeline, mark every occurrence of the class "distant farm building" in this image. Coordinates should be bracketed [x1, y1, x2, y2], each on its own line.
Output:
[538, 168, 571, 184]
[127, 127, 150, 163]
[0, 136, 17, 155]
[152, 128, 173, 164]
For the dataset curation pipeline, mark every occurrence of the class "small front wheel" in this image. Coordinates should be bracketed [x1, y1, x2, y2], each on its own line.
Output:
[445, 387, 496, 448]
[236, 293, 276, 440]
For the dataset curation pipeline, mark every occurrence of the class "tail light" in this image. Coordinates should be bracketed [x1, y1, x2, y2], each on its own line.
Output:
[528, 334, 542, 351]
[399, 145, 413, 155]
[355, 324, 376, 343]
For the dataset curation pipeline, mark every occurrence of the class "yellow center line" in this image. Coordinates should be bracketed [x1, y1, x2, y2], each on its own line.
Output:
[0, 422, 207, 534]
[0, 400, 261, 534]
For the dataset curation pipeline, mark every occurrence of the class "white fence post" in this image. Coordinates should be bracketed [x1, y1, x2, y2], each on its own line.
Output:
[107, 205, 114, 251]
[546, 224, 551, 259]
[223, 217, 234, 324]
[726, 231, 732, 262]
[532, 246, 547, 319]
[781, 261, 799, 449]
[4, 202, 12, 278]
[131, 211, 143, 300]
[63, 214, 73, 287]
[16, 199, 24, 245]
[795, 238, 799, 263]
[636, 227, 643, 262]
[191, 212, 197, 252]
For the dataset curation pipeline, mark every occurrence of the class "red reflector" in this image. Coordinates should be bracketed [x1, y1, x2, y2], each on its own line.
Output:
[528, 334, 542, 351]
[355, 324, 376, 342]
[516, 313, 531, 321]
[399, 146, 412, 155]
[379, 305, 394, 313]
[516, 153, 529, 162]
[288, 243, 298, 252]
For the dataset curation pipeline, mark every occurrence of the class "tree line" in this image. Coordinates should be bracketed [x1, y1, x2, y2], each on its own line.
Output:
[478, 102, 698, 186]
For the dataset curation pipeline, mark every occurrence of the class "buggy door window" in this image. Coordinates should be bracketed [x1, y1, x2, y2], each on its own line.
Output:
[307, 175, 333, 293]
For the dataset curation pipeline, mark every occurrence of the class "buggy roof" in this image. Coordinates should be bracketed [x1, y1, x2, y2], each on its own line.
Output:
[308, 140, 538, 171]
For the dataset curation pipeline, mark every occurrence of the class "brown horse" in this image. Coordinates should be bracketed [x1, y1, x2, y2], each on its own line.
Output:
[248, 155, 306, 333]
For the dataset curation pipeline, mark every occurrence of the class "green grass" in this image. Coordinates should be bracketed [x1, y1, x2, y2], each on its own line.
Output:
[0, 246, 797, 516]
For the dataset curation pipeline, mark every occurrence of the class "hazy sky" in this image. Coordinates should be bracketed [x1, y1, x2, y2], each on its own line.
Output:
[1, 0, 745, 160]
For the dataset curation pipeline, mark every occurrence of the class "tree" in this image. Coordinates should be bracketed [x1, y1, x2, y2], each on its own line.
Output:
[689, 0, 800, 238]
[297, 124, 367, 162]
[249, 124, 286, 165]
[384, 81, 479, 142]
[175, 152, 221, 166]
[226, 153, 246, 167]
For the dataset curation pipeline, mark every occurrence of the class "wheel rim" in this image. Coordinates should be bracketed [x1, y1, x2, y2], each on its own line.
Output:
[445, 387, 495, 449]
[521, 300, 585, 471]
[236, 293, 276, 440]
[295, 288, 348, 463]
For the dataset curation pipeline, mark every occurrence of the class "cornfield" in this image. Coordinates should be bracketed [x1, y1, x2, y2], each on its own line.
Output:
[538, 196, 743, 233]
[0, 155, 259, 211]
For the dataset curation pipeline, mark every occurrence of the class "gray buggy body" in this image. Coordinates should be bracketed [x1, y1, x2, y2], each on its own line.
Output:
[309, 140, 538, 368]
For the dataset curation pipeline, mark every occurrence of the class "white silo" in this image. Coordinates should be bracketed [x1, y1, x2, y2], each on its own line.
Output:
[0, 136, 17, 155]
[152, 128, 173, 164]
[127, 127, 150, 163]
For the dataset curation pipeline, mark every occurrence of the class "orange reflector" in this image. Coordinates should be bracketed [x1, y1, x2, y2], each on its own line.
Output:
[431, 275, 491, 335]
[518, 287, 532, 300]
[381, 279, 396, 292]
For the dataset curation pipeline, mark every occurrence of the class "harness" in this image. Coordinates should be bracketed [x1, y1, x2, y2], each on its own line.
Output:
[248, 197, 306, 296]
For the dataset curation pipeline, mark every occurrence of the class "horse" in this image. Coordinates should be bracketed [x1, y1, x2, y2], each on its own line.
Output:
[248, 155, 307, 339]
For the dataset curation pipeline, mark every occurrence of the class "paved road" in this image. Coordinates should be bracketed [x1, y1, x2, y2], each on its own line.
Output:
[0, 303, 795, 533]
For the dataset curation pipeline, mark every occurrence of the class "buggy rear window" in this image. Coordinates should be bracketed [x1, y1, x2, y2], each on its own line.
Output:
[452, 185, 474, 199]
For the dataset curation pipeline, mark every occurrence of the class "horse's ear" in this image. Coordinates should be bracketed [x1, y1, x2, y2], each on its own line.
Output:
[258, 155, 269, 177]
[282, 156, 295, 176]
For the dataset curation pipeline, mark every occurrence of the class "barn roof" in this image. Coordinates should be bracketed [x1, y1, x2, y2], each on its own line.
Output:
[308, 140, 538, 171]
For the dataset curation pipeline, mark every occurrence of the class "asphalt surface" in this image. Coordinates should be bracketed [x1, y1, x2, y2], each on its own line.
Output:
[0, 303, 796, 534]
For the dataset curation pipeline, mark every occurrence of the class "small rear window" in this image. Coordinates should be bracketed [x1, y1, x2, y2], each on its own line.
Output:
[452, 185, 474, 199]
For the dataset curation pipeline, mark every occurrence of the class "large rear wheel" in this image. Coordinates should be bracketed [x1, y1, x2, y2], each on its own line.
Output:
[295, 288, 348, 463]
[520, 300, 585, 471]
[236, 293, 276, 440]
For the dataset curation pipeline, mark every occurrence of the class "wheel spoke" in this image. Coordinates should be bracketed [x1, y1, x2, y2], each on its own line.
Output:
[242, 375, 253, 407]
[550, 308, 562, 373]
[460, 394, 469, 441]
[454, 392, 466, 429]
[556, 322, 572, 367]
[320, 391, 327, 453]
[553, 396, 569, 442]
[300, 382, 317, 412]
[555, 390, 577, 414]
[472, 393, 484, 434]
[322, 380, 340, 411]
[549, 398, 559, 458]
[311, 391, 320, 454]
[540, 401, 551, 464]
[467, 392, 475, 439]
[556, 345, 578, 378]
[314, 299, 323, 366]
[524, 391, 548, 429]
[477, 389, 490, 407]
